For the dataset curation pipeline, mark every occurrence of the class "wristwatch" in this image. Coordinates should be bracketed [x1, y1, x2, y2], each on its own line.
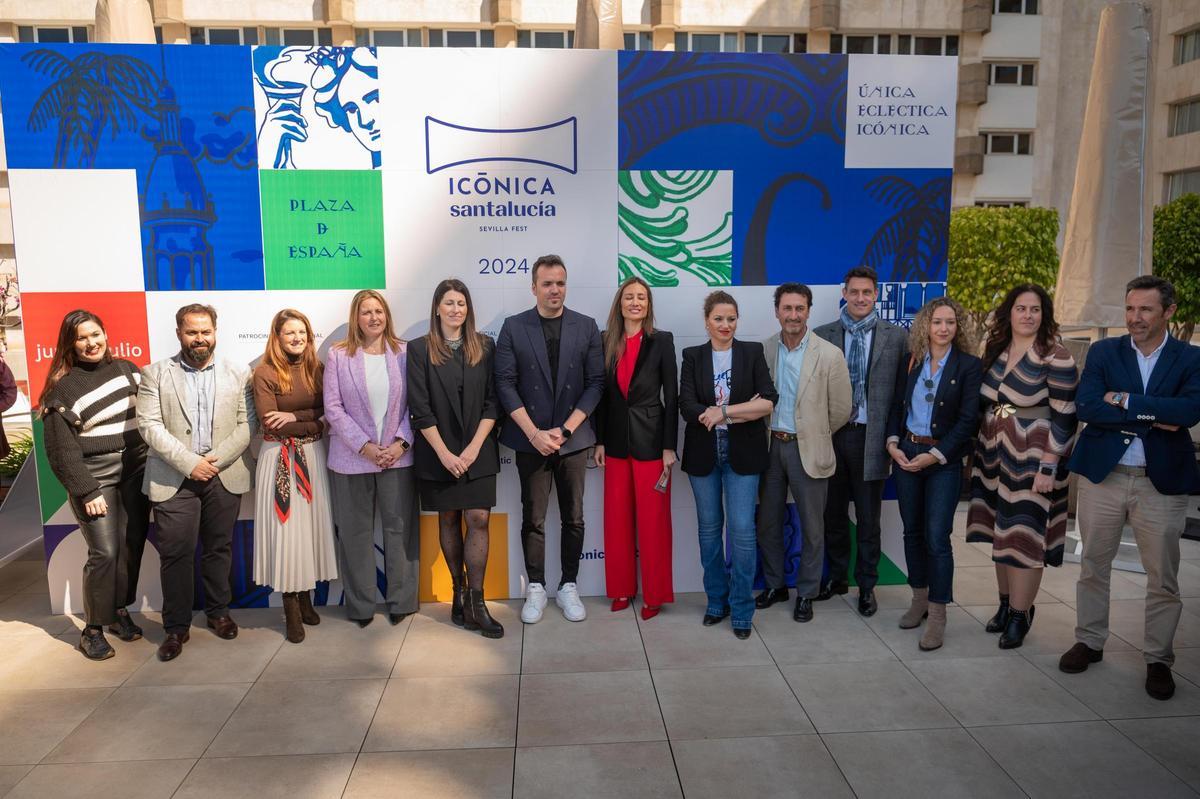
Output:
[1111, 392, 1125, 407]
[560, 426, 573, 440]
[1038, 463, 1055, 476]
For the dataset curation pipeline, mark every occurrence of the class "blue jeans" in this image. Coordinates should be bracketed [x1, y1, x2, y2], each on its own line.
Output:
[688, 431, 760, 630]
[893, 438, 960, 604]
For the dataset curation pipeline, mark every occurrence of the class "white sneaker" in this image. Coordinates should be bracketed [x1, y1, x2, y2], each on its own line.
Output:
[522, 582, 548, 624]
[556, 582, 587, 622]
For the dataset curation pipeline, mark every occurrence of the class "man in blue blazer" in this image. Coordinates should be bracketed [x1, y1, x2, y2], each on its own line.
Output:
[1061, 276, 1200, 701]
[494, 254, 604, 624]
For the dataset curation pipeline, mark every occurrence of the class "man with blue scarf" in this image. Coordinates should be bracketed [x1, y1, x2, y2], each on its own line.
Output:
[814, 266, 908, 616]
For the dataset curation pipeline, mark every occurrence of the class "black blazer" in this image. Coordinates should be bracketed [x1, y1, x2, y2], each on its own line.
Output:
[886, 347, 984, 464]
[594, 330, 678, 461]
[406, 335, 500, 483]
[679, 339, 778, 476]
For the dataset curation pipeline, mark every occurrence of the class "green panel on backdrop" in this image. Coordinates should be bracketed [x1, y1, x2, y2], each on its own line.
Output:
[260, 169, 385, 289]
[848, 519, 907, 586]
[31, 417, 66, 524]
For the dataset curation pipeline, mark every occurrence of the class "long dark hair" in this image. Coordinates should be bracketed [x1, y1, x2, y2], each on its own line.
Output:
[39, 309, 110, 410]
[982, 283, 1059, 370]
[426, 279, 485, 367]
[603, 276, 656, 371]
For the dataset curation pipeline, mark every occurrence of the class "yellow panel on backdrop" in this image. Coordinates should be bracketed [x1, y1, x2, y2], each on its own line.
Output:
[418, 512, 509, 602]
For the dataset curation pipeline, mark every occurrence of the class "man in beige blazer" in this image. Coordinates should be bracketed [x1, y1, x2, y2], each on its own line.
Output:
[756, 283, 853, 623]
[137, 303, 255, 662]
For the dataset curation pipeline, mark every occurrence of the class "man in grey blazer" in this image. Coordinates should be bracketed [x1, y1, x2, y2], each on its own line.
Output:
[814, 266, 907, 616]
[494, 254, 604, 624]
[137, 304, 255, 661]
[757, 283, 854, 623]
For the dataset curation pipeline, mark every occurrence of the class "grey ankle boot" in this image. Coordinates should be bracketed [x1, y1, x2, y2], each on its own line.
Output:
[920, 602, 946, 651]
[899, 587, 929, 629]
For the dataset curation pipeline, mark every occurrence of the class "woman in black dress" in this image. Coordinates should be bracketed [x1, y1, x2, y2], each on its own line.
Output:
[407, 279, 503, 638]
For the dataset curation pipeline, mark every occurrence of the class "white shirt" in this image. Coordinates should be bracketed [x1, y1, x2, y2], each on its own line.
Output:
[1118, 332, 1169, 468]
[364, 352, 391, 443]
[842, 328, 874, 425]
[712, 348, 733, 431]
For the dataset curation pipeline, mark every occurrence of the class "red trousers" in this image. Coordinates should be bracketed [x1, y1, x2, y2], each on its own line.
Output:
[603, 455, 674, 606]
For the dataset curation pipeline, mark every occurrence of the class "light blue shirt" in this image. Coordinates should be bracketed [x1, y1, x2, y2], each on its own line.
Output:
[842, 328, 874, 424]
[1119, 333, 1169, 468]
[770, 332, 809, 434]
[180, 356, 216, 455]
[905, 350, 950, 437]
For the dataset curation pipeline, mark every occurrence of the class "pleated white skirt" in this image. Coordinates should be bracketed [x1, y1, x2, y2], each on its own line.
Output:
[253, 438, 338, 593]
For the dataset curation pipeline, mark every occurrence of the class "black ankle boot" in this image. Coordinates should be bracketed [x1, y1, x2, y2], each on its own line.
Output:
[985, 595, 1011, 634]
[451, 575, 465, 627]
[999, 608, 1031, 649]
[463, 588, 504, 639]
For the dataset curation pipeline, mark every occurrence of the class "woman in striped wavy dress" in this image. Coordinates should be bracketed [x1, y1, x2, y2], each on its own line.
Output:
[967, 284, 1079, 650]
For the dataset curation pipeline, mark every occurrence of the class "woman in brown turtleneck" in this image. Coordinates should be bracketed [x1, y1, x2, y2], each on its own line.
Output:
[252, 309, 337, 643]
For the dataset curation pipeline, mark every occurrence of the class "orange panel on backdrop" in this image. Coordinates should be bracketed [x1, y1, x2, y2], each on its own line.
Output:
[21, 292, 150, 409]
[418, 512, 510, 602]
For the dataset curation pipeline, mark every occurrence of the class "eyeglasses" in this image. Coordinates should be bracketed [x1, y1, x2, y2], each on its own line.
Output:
[923, 378, 935, 403]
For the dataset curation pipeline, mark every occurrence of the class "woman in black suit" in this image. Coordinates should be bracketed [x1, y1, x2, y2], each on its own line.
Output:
[680, 290, 777, 639]
[886, 297, 983, 651]
[594, 277, 678, 620]
[407, 279, 503, 638]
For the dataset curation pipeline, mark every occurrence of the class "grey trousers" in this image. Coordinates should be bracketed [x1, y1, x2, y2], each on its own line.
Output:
[1075, 470, 1188, 666]
[330, 468, 420, 619]
[757, 437, 829, 598]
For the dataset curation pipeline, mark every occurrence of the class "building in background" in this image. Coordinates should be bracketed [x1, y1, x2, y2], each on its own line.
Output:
[0, 0, 1196, 261]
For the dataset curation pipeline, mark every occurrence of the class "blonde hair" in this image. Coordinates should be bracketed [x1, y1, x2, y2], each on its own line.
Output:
[337, 289, 402, 356]
[907, 296, 972, 364]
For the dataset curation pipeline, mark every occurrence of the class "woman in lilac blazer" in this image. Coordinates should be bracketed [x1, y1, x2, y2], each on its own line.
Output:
[324, 289, 419, 626]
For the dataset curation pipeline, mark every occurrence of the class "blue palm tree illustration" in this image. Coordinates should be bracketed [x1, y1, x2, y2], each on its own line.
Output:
[22, 49, 159, 168]
[860, 175, 951, 283]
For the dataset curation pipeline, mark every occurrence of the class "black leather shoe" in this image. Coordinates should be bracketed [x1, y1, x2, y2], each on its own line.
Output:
[985, 596, 1011, 633]
[389, 612, 409, 625]
[733, 627, 751, 640]
[755, 588, 789, 609]
[793, 597, 814, 623]
[354, 616, 374, 628]
[815, 580, 848, 601]
[1059, 643, 1103, 674]
[78, 627, 115, 661]
[206, 615, 238, 640]
[107, 609, 143, 642]
[998, 607, 1034, 649]
[1146, 663, 1175, 700]
[156, 631, 189, 662]
[702, 610, 730, 626]
[450, 578, 465, 627]
[857, 589, 878, 617]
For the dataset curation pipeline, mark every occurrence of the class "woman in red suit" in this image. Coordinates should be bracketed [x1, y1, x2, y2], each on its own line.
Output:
[593, 277, 678, 619]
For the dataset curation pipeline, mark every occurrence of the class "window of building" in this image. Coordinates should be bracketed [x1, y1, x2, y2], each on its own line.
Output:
[988, 62, 1036, 85]
[744, 33, 806, 53]
[623, 31, 653, 50]
[830, 33, 891, 54]
[356, 29, 422, 47]
[674, 32, 739, 52]
[518, 30, 574, 48]
[190, 27, 258, 45]
[1171, 98, 1200, 137]
[974, 200, 1029, 208]
[18, 26, 90, 43]
[981, 132, 1032, 154]
[274, 28, 332, 47]
[995, 0, 1039, 14]
[1176, 29, 1200, 66]
[895, 34, 959, 56]
[428, 29, 494, 47]
[1167, 169, 1200, 202]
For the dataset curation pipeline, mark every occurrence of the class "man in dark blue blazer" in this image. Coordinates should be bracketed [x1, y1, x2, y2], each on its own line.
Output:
[1061, 276, 1200, 701]
[494, 254, 604, 625]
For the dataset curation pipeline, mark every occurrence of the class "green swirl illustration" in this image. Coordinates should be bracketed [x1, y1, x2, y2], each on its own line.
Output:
[618, 170, 733, 287]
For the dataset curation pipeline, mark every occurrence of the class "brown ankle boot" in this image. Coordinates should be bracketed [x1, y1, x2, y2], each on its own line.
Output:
[899, 587, 929, 629]
[920, 602, 946, 651]
[297, 591, 321, 625]
[282, 593, 305, 643]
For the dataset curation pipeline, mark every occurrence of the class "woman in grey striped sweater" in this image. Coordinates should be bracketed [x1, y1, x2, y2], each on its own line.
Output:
[40, 310, 150, 661]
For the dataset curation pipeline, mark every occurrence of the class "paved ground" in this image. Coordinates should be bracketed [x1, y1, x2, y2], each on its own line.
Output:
[1, 512, 1199, 798]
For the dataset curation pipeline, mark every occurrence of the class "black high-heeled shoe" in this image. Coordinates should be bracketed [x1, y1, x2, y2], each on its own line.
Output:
[998, 606, 1035, 649]
[985, 595, 1011, 634]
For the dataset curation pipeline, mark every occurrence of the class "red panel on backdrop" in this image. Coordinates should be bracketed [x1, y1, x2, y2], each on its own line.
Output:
[21, 292, 150, 409]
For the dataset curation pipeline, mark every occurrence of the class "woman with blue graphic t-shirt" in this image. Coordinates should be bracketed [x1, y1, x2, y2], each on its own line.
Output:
[679, 291, 777, 640]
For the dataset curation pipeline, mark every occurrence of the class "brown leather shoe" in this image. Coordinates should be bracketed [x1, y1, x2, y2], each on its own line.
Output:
[207, 615, 239, 640]
[1146, 663, 1176, 701]
[282, 593, 305, 644]
[157, 631, 190, 662]
[297, 591, 321, 625]
[1058, 642, 1103, 674]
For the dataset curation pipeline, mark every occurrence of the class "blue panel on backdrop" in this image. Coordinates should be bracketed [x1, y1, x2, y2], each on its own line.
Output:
[618, 51, 950, 287]
[0, 43, 264, 290]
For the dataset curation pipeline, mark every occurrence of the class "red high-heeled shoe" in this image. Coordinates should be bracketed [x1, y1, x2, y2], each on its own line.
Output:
[640, 605, 661, 620]
[611, 597, 631, 612]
